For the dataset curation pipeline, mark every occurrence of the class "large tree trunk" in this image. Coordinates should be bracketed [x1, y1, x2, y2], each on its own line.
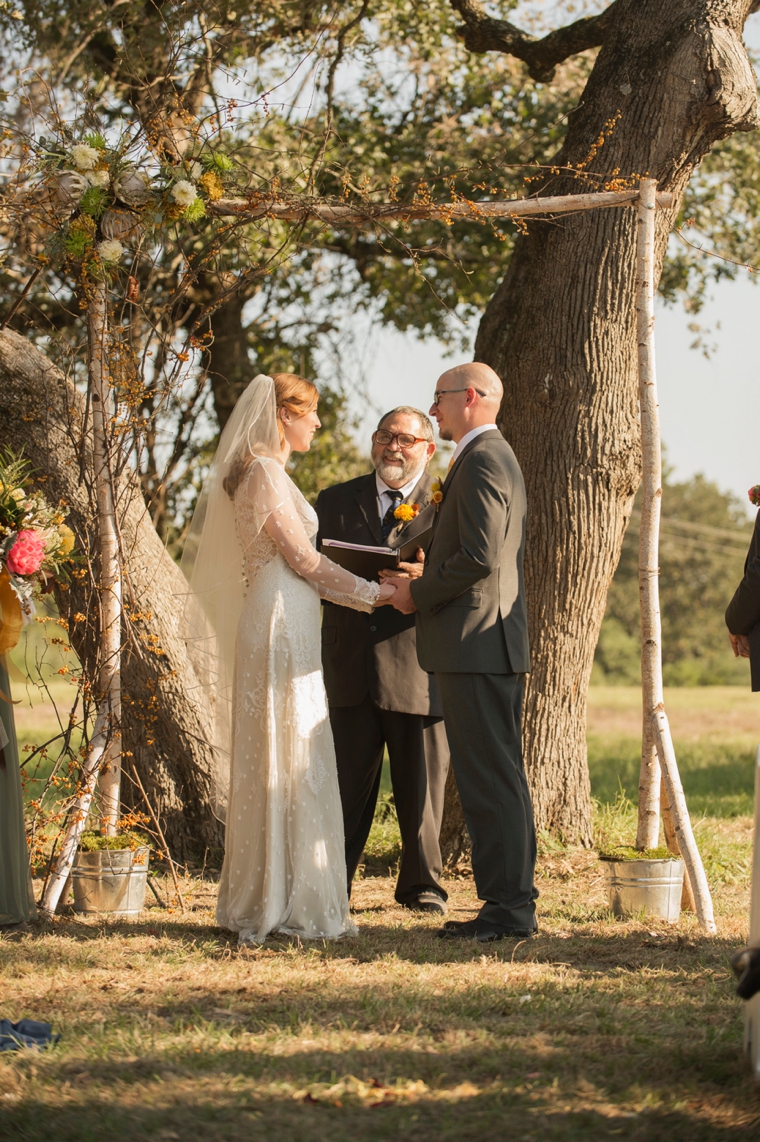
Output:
[442, 0, 758, 848]
[0, 329, 223, 862]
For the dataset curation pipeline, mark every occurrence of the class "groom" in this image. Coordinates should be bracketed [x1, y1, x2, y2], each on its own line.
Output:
[389, 363, 538, 940]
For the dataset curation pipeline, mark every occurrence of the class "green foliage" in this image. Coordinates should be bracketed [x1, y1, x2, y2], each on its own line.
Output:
[78, 829, 150, 851]
[662, 129, 760, 313]
[0, 447, 32, 529]
[593, 471, 754, 685]
[202, 151, 235, 173]
[598, 845, 676, 861]
[4, 0, 760, 552]
[63, 216, 96, 258]
[184, 196, 206, 223]
[288, 385, 368, 504]
[79, 185, 107, 218]
[83, 131, 107, 150]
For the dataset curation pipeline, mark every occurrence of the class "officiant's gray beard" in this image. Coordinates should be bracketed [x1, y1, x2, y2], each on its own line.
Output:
[375, 452, 425, 485]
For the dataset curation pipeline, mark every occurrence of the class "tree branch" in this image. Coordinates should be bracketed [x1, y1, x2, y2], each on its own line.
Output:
[448, 0, 618, 82]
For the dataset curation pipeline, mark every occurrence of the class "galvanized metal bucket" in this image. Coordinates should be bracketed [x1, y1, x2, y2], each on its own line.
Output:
[602, 857, 684, 923]
[71, 846, 150, 918]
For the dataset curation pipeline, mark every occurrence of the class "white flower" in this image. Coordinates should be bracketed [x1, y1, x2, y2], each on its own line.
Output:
[86, 168, 110, 189]
[71, 144, 100, 171]
[97, 238, 125, 262]
[11, 488, 26, 503]
[171, 179, 198, 207]
[187, 161, 202, 180]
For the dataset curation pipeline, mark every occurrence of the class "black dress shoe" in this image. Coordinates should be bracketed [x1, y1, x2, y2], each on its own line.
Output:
[437, 918, 536, 942]
[402, 890, 448, 915]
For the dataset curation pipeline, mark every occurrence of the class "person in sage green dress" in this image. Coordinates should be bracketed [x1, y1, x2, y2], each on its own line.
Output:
[0, 655, 36, 928]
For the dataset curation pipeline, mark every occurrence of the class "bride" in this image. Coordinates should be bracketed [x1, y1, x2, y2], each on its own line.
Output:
[181, 373, 396, 944]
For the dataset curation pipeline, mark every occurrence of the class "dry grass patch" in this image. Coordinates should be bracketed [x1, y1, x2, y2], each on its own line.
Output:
[4, 687, 760, 1140]
[1, 828, 758, 1142]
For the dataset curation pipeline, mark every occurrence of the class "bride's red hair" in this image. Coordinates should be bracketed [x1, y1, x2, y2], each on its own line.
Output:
[271, 373, 319, 448]
[223, 373, 319, 498]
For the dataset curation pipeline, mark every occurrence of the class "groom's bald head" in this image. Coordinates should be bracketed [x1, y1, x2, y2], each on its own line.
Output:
[439, 363, 503, 409]
[430, 362, 503, 443]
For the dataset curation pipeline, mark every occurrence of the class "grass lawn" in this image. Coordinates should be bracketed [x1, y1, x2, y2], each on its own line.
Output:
[1, 687, 759, 1140]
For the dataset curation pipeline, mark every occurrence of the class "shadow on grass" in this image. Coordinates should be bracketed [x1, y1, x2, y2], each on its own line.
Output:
[2, 1037, 758, 1142]
[8, 915, 745, 974]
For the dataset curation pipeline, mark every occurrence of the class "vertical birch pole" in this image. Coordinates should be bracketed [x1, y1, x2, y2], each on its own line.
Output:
[88, 277, 122, 835]
[40, 278, 122, 915]
[635, 178, 716, 934]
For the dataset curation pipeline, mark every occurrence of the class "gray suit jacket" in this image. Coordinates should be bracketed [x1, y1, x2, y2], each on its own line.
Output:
[315, 470, 442, 715]
[725, 510, 760, 692]
[410, 429, 530, 675]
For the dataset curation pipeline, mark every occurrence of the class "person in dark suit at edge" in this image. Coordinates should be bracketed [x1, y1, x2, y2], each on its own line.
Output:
[726, 497, 760, 690]
[315, 406, 451, 914]
[387, 363, 538, 941]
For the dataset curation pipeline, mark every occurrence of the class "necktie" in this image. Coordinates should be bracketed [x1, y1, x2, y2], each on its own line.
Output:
[447, 455, 456, 472]
[381, 490, 404, 539]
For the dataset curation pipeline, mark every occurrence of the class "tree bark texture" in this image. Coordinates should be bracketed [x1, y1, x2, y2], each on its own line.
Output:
[0, 329, 223, 862]
[466, 0, 758, 844]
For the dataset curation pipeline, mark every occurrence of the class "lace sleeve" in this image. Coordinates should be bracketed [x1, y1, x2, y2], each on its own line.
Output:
[245, 461, 380, 607]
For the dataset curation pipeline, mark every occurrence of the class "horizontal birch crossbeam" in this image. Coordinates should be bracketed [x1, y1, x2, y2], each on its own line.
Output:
[210, 189, 674, 225]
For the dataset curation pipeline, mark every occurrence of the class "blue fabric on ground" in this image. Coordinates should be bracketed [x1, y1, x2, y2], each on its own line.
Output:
[0, 1018, 60, 1051]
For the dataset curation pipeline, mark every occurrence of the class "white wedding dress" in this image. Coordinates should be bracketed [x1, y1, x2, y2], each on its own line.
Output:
[215, 455, 380, 944]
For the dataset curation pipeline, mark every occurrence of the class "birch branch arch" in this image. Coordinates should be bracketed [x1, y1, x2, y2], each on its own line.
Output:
[211, 179, 713, 932]
[34, 178, 716, 933]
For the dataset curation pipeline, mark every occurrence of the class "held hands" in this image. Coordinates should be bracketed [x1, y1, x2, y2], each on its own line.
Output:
[379, 548, 426, 581]
[375, 548, 424, 610]
[729, 632, 751, 659]
[385, 577, 417, 614]
[375, 580, 398, 607]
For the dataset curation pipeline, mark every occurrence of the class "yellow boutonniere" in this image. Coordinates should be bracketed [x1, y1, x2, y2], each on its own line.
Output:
[430, 480, 443, 508]
[393, 501, 419, 523]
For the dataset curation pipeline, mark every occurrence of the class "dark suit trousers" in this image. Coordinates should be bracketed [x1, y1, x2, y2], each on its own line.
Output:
[435, 672, 537, 929]
[329, 696, 449, 903]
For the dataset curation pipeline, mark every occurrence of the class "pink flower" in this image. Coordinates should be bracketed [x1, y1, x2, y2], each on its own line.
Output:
[6, 529, 46, 575]
[749, 486, 760, 508]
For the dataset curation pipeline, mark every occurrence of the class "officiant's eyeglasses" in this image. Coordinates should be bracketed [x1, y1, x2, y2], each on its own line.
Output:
[373, 430, 428, 448]
[432, 386, 485, 406]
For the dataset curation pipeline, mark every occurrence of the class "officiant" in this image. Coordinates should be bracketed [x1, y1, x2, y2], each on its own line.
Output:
[315, 406, 450, 914]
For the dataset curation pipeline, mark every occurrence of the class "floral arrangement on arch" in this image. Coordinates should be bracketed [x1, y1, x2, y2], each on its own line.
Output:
[0, 450, 77, 614]
[30, 129, 237, 277]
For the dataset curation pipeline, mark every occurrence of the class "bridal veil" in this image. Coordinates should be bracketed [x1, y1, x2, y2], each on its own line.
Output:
[179, 373, 281, 817]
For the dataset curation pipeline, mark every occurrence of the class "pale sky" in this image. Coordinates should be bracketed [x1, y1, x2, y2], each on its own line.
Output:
[348, 13, 760, 511]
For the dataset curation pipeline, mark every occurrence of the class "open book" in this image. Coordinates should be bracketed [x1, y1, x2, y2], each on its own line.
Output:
[321, 527, 432, 581]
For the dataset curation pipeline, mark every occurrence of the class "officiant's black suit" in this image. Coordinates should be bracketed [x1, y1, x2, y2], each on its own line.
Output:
[410, 429, 537, 932]
[315, 470, 450, 904]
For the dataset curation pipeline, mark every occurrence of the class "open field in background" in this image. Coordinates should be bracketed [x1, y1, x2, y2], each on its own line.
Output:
[2, 686, 759, 1139]
[587, 687, 758, 820]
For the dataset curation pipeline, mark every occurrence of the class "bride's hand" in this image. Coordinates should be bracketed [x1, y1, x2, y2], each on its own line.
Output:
[376, 581, 397, 606]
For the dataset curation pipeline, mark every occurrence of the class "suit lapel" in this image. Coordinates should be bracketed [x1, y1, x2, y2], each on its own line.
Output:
[443, 429, 502, 489]
[355, 474, 384, 544]
[427, 431, 503, 549]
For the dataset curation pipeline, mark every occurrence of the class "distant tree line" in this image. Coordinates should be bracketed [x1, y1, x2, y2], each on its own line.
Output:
[593, 472, 754, 686]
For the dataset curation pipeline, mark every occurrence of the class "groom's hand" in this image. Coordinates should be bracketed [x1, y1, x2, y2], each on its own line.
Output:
[387, 577, 417, 614]
[379, 548, 425, 581]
